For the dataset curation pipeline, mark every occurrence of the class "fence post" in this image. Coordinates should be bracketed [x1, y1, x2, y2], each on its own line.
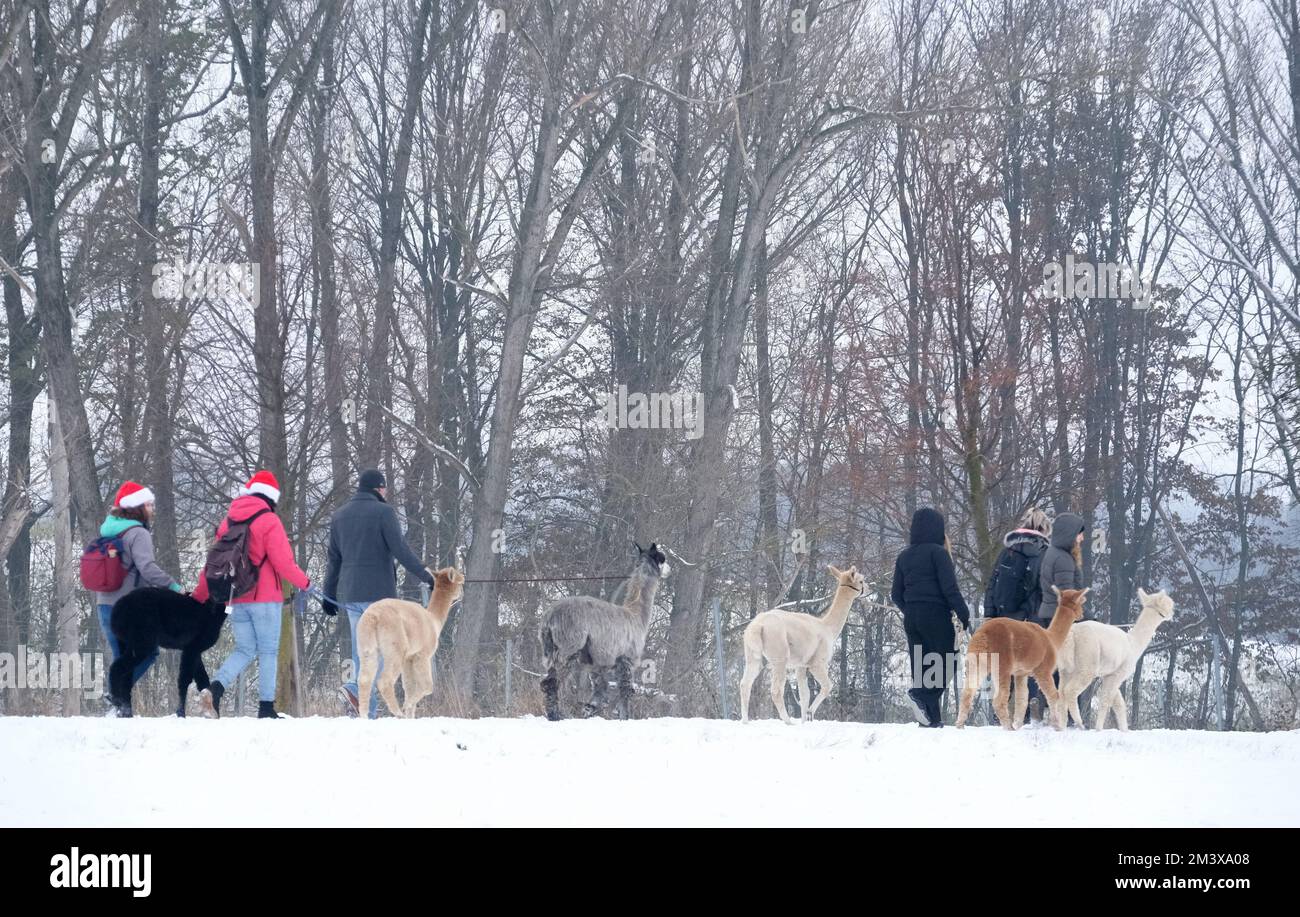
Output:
[712, 597, 728, 719]
[504, 637, 513, 715]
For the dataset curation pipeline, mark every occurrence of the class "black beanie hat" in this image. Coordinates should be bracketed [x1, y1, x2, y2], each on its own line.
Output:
[359, 469, 386, 491]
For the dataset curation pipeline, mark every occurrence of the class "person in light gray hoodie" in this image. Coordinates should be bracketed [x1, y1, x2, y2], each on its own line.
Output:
[1037, 511, 1086, 623]
[94, 482, 186, 688]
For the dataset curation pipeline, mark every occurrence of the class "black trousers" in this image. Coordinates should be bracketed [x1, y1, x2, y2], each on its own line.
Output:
[903, 604, 957, 707]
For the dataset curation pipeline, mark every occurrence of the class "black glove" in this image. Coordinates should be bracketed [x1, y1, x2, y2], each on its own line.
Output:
[322, 598, 339, 617]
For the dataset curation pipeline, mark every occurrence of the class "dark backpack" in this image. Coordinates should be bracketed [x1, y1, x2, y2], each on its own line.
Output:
[989, 546, 1034, 617]
[202, 508, 272, 603]
[80, 535, 133, 593]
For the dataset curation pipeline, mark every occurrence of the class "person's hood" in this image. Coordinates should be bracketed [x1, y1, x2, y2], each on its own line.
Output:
[1005, 528, 1048, 549]
[1051, 513, 1086, 549]
[227, 493, 277, 522]
[100, 515, 142, 538]
[909, 508, 946, 546]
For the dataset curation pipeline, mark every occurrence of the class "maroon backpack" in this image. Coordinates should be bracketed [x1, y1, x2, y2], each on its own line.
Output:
[202, 508, 272, 603]
[80, 535, 132, 592]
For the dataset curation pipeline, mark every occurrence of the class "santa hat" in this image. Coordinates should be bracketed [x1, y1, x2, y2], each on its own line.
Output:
[239, 470, 281, 503]
[113, 481, 155, 510]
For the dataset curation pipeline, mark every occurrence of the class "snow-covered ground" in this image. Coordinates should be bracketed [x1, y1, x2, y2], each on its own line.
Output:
[1, 716, 1296, 827]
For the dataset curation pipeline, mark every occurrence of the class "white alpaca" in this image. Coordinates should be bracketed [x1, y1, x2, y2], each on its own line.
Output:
[739, 565, 865, 724]
[1057, 587, 1175, 730]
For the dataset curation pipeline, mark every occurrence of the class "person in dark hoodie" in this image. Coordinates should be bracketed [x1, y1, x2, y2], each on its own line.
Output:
[323, 469, 436, 717]
[1038, 512, 1086, 623]
[1029, 510, 1086, 722]
[891, 507, 971, 727]
[983, 507, 1051, 721]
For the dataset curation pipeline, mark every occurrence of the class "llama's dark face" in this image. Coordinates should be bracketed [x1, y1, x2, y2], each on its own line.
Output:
[634, 542, 670, 578]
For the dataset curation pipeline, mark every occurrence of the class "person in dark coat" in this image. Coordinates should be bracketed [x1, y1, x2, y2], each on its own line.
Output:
[323, 469, 435, 717]
[983, 507, 1050, 721]
[891, 507, 971, 728]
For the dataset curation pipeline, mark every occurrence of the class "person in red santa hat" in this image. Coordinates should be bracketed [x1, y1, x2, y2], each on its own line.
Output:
[194, 470, 311, 719]
[93, 481, 186, 697]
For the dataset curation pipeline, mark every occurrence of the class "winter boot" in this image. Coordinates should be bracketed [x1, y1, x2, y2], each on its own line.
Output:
[924, 696, 944, 728]
[199, 680, 224, 719]
[1029, 696, 1043, 724]
[258, 701, 280, 719]
[905, 689, 932, 727]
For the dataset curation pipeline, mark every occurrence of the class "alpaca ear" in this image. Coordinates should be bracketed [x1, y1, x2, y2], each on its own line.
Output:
[1079, 587, 1090, 599]
[827, 564, 843, 578]
[633, 541, 643, 554]
[1051, 585, 1061, 597]
[848, 565, 858, 575]
[1137, 587, 1149, 601]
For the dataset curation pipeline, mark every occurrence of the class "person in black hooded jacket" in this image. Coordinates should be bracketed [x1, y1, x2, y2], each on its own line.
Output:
[891, 507, 971, 727]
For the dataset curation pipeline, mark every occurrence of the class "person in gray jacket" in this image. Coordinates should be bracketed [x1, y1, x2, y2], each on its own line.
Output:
[1028, 511, 1086, 721]
[94, 482, 186, 692]
[324, 469, 435, 716]
[1037, 512, 1086, 623]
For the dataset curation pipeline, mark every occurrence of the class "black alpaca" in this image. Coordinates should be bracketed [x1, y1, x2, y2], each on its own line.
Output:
[108, 588, 227, 717]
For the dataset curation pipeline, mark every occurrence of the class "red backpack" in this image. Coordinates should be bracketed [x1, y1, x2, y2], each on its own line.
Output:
[80, 535, 132, 592]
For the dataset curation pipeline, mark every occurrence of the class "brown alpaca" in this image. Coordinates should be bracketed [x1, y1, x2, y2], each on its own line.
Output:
[357, 567, 464, 718]
[955, 586, 1089, 730]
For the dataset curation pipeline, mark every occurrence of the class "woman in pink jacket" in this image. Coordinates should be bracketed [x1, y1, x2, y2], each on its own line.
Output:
[195, 471, 310, 719]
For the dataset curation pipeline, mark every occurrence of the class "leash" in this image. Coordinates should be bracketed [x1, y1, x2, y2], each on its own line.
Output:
[461, 574, 627, 584]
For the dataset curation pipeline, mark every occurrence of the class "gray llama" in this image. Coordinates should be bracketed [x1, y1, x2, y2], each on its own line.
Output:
[539, 542, 669, 721]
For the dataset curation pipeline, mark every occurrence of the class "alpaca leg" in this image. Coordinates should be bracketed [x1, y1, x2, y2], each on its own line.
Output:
[585, 665, 610, 717]
[1012, 675, 1030, 730]
[795, 668, 811, 723]
[767, 652, 793, 724]
[399, 658, 421, 718]
[108, 654, 134, 714]
[358, 651, 377, 722]
[992, 668, 1014, 729]
[177, 648, 202, 717]
[1111, 688, 1130, 731]
[375, 657, 403, 718]
[1034, 665, 1065, 730]
[615, 657, 634, 720]
[806, 660, 833, 719]
[739, 657, 760, 723]
[541, 663, 562, 722]
[955, 654, 981, 728]
[1093, 673, 1125, 730]
[402, 656, 433, 718]
[1061, 674, 1090, 729]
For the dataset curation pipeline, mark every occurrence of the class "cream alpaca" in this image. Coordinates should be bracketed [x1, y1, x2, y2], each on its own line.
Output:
[739, 565, 865, 724]
[955, 586, 1089, 730]
[357, 566, 464, 718]
[1057, 587, 1175, 730]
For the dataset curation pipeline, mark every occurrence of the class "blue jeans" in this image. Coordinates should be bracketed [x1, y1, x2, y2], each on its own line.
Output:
[345, 602, 382, 718]
[97, 604, 158, 686]
[214, 602, 281, 703]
